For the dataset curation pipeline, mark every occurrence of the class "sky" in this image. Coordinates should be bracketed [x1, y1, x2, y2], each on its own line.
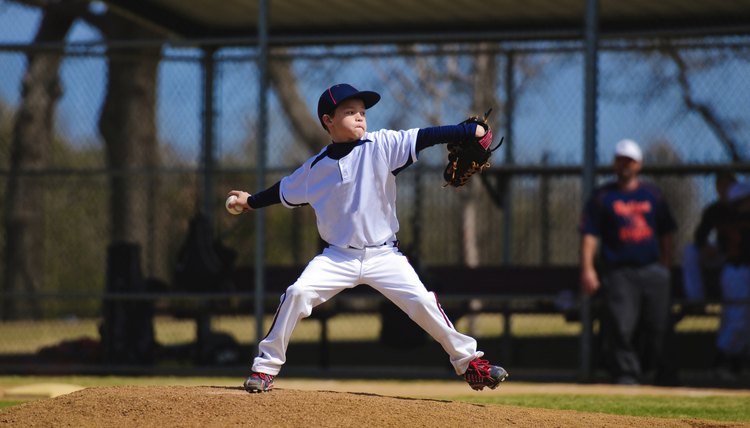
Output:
[1, 1, 748, 170]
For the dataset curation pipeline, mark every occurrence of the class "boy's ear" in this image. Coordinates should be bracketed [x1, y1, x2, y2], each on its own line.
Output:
[322, 114, 333, 128]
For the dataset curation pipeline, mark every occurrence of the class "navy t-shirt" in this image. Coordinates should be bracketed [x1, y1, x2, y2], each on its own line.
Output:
[579, 181, 677, 266]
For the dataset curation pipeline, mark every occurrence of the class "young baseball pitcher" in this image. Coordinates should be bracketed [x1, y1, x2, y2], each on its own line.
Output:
[227, 83, 508, 393]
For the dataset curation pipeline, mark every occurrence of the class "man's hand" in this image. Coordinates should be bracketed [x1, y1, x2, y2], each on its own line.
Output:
[580, 267, 600, 296]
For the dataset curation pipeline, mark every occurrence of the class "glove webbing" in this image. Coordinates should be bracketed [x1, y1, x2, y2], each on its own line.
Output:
[445, 158, 491, 187]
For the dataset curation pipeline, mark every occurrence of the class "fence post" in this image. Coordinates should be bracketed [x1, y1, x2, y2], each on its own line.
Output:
[580, 0, 600, 382]
[254, 0, 270, 355]
[502, 51, 515, 265]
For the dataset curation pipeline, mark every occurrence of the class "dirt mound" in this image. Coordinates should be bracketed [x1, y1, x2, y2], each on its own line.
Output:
[0, 386, 740, 427]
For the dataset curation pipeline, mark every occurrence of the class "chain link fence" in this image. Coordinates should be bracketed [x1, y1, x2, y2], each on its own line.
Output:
[1, 3, 749, 379]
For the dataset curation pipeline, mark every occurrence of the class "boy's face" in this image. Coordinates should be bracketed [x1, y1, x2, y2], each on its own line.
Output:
[323, 98, 367, 142]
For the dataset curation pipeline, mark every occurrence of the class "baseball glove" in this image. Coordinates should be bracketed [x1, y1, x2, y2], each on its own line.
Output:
[443, 109, 503, 188]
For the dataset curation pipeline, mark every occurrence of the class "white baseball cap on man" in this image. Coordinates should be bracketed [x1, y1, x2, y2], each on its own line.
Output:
[614, 139, 643, 163]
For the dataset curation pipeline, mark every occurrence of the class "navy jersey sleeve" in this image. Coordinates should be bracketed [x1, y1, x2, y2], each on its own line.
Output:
[415, 123, 478, 154]
[247, 181, 282, 209]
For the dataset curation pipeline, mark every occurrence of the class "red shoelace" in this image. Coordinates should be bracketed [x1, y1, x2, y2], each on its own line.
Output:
[253, 373, 274, 381]
[467, 359, 492, 376]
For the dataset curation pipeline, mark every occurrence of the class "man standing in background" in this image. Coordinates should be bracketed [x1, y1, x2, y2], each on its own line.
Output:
[713, 181, 750, 380]
[579, 139, 677, 385]
[681, 172, 736, 303]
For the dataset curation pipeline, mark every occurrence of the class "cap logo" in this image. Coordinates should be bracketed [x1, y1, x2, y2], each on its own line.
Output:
[328, 87, 337, 105]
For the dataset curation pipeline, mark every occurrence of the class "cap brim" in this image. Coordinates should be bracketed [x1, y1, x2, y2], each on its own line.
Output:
[340, 90, 380, 109]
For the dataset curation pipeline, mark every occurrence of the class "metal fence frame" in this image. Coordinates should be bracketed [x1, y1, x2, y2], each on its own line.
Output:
[1, 6, 750, 380]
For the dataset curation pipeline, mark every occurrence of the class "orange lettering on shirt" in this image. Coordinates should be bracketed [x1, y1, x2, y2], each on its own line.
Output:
[613, 200, 654, 243]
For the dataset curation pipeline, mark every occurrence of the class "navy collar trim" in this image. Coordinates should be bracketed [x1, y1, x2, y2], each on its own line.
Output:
[312, 139, 370, 168]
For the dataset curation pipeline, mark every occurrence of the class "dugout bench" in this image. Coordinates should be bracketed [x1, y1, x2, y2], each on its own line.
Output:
[222, 265, 584, 368]
[163, 264, 713, 369]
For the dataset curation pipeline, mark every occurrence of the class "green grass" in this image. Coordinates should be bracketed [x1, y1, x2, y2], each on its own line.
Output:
[0, 401, 25, 409]
[0, 313, 720, 355]
[455, 393, 750, 422]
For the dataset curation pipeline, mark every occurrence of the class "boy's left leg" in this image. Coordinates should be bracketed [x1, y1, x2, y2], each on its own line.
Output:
[366, 247, 508, 389]
[246, 248, 360, 392]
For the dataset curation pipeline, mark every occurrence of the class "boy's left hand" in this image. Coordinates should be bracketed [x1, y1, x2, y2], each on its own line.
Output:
[443, 109, 503, 188]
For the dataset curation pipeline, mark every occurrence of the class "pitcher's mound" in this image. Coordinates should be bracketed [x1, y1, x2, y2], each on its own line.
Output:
[0, 386, 735, 427]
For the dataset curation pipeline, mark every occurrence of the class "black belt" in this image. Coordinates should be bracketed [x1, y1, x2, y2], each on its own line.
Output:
[603, 261, 656, 269]
[346, 240, 399, 250]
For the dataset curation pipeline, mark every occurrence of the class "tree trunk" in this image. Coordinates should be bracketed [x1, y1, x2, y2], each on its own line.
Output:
[98, 22, 163, 280]
[2, 6, 75, 320]
[269, 54, 330, 157]
[462, 45, 500, 267]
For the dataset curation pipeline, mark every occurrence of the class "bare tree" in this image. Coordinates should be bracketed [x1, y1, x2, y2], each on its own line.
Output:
[665, 48, 743, 162]
[96, 19, 165, 280]
[645, 139, 698, 248]
[269, 52, 330, 157]
[462, 44, 500, 267]
[2, 2, 80, 320]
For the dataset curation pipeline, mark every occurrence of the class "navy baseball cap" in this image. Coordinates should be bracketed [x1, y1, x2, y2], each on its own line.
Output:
[317, 84, 380, 129]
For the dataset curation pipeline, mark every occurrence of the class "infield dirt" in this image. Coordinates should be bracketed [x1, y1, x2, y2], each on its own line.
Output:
[1, 381, 748, 427]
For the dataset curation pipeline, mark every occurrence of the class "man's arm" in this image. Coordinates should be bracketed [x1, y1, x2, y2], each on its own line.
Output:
[580, 234, 600, 296]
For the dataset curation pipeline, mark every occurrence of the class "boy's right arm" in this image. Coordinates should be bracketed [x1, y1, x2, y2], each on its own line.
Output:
[227, 181, 282, 210]
[248, 181, 282, 209]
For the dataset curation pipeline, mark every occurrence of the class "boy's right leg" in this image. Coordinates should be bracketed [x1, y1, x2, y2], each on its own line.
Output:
[365, 249, 508, 390]
[245, 248, 359, 392]
[463, 358, 509, 391]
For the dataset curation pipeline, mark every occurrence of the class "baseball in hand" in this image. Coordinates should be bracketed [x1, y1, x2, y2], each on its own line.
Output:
[225, 195, 244, 215]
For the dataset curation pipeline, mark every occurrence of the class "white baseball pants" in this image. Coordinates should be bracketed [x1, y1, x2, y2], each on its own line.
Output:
[251, 244, 483, 376]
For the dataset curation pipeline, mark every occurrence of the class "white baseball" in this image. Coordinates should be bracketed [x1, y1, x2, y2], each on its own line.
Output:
[225, 195, 244, 215]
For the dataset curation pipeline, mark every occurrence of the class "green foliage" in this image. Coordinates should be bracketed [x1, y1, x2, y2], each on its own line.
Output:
[41, 137, 108, 315]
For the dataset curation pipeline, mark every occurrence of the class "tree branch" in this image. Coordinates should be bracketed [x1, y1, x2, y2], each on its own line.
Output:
[666, 48, 742, 162]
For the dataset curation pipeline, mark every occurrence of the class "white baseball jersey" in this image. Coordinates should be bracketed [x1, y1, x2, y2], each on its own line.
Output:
[252, 128, 484, 377]
[279, 128, 418, 249]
